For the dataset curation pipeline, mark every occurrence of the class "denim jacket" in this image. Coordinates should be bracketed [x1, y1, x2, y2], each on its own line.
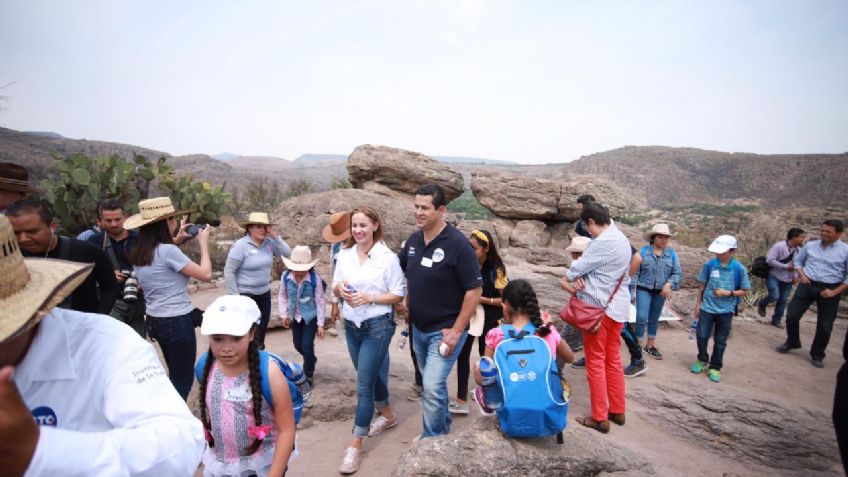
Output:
[632, 245, 682, 292]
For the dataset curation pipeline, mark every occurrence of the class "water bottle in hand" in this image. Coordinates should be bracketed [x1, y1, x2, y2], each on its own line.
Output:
[479, 357, 503, 411]
[397, 329, 409, 350]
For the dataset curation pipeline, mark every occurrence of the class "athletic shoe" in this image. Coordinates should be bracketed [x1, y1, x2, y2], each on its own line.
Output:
[368, 415, 398, 437]
[448, 400, 469, 415]
[624, 359, 648, 377]
[472, 386, 495, 416]
[570, 357, 586, 369]
[707, 369, 721, 382]
[339, 447, 362, 474]
[811, 358, 825, 368]
[644, 345, 663, 360]
[776, 342, 801, 354]
[690, 360, 707, 374]
[407, 384, 423, 401]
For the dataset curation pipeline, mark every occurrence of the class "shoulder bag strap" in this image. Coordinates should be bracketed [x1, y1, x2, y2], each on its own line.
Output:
[102, 234, 121, 270]
[603, 274, 626, 311]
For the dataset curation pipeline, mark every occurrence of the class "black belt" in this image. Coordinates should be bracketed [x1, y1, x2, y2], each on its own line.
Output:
[809, 280, 841, 289]
[636, 285, 663, 295]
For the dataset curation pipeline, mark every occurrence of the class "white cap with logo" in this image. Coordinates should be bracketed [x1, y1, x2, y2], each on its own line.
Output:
[707, 235, 738, 254]
[200, 295, 261, 336]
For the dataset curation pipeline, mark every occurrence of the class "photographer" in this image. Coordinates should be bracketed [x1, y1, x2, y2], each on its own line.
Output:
[126, 196, 213, 401]
[88, 198, 146, 338]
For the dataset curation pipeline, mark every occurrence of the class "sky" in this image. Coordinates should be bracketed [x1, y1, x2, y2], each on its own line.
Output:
[1, 1, 847, 164]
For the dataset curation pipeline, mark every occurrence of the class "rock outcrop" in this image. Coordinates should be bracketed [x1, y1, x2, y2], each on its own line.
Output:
[347, 145, 464, 202]
[392, 417, 655, 477]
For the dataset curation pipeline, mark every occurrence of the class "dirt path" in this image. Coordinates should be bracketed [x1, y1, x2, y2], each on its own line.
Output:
[187, 283, 844, 476]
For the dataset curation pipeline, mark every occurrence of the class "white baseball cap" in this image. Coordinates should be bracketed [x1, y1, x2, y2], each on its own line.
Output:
[200, 295, 261, 336]
[708, 235, 738, 254]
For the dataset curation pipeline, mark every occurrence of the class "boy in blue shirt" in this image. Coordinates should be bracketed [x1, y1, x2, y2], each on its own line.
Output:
[691, 235, 751, 382]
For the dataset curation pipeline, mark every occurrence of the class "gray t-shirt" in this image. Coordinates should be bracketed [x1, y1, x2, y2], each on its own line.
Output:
[224, 236, 290, 295]
[134, 244, 193, 317]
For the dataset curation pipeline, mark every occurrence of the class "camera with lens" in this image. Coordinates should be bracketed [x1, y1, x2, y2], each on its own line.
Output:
[121, 269, 140, 303]
[185, 218, 220, 238]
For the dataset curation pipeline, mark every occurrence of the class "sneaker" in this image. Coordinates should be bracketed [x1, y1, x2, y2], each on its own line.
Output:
[368, 415, 398, 437]
[448, 400, 469, 415]
[757, 302, 767, 318]
[644, 346, 663, 360]
[624, 359, 648, 377]
[690, 360, 707, 374]
[339, 447, 362, 474]
[811, 358, 825, 368]
[570, 357, 586, 369]
[776, 342, 801, 354]
[407, 384, 423, 401]
[707, 369, 721, 382]
[472, 386, 495, 416]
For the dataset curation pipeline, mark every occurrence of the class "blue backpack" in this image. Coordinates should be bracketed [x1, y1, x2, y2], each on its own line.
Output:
[195, 350, 306, 423]
[493, 323, 568, 440]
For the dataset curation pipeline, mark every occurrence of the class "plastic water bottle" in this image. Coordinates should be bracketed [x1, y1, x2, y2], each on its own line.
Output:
[397, 329, 408, 350]
[688, 320, 698, 341]
[284, 360, 312, 403]
[479, 357, 503, 411]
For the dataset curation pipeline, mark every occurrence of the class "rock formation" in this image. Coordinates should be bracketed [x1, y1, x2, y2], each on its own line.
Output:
[347, 145, 464, 202]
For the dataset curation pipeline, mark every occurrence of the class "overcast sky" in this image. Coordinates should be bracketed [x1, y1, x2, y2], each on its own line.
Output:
[2, 1, 846, 164]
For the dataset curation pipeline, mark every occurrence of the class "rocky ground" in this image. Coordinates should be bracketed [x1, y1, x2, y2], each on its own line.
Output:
[186, 282, 845, 476]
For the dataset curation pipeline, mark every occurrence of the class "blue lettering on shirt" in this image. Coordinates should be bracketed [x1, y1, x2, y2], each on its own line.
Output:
[32, 406, 58, 427]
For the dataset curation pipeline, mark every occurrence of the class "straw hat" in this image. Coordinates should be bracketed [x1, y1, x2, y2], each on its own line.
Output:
[0, 216, 93, 343]
[282, 245, 319, 271]
[238, 212, 273, 228]
[0, 162, 37, 193]
[322, 211, 351, 243]
[643, 223, 674, 242]
[565, 236, 591, 254]
[123, 196, 188, 230]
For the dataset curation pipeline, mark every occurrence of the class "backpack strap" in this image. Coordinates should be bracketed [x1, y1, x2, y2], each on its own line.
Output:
[258, 350, 274, 408]
[101, 233, 121, 270]
[195, 351, 211, 383]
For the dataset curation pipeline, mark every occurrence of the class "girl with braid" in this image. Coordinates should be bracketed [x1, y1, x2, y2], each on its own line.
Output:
[197, 295, 296, 477]
[473, 280, 573, 411]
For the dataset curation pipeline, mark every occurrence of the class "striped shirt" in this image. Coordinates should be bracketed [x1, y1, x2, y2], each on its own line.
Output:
[696, 258, 751, 315]
[566, 223, 632, 322]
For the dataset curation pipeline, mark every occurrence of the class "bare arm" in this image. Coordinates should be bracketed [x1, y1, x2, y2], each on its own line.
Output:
[267, 365, 295, 477]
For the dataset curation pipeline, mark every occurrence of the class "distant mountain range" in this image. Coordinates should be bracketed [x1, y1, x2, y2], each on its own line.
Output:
[4, 127, 845, 212]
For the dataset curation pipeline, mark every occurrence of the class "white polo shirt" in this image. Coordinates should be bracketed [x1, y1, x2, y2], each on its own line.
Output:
[14, 307, 205, 476]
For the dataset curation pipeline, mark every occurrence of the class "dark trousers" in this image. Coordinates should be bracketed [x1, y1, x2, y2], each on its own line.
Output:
[785, 282, 842, 361]
[291, 318, 318, 379]
[835, 360, 848, 476]
[621, 322, 643, 362]
[110, 294, 146, 339]
[759, 275, 793, 324]
[149, 312, 197, 400]
[696, 310, 733, 370]
[456, 318, 498, 400]
[410, 323, 423, 387]
[243, 291, 272, 349]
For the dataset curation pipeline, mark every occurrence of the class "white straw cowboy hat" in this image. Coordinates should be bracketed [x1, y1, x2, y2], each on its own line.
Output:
[0, 216, 93, 343]
[282, 245, 319, 272]
[643, 223, 675, 242]
[322, 211, 351, 243]
[238, 212, 274, 228]
[123, 196, 189, 230]
[565, 236, 591, 254]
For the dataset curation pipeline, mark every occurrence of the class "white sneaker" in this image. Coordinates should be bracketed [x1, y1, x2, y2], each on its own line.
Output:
[367, 415, 398, 437]
[339, 447, 362, 474]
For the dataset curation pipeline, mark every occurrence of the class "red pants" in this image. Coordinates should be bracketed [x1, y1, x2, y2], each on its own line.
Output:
[583, 315, 626, 422]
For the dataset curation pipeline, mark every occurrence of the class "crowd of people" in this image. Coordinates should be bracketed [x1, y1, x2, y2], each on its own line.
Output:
[1, 160, 846, 476]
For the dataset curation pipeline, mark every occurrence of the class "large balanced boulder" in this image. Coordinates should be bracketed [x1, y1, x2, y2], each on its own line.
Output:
[471, 170, 629, 221]
[392, 417, 654, 477]
[347, 145, 464, 202]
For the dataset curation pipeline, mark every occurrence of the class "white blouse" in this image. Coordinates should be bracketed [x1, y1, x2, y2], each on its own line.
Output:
[332, 241, 406, 327]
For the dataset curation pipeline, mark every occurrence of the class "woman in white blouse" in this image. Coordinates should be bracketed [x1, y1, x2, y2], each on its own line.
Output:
[332, 206, 405, 474]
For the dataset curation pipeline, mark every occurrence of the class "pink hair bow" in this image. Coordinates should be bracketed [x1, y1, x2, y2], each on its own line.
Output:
[248, 425, 272, 440]
[204, 428, 214, 443]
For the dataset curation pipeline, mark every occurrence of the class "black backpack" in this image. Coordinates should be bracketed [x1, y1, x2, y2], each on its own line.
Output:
[749, 256, 770, 279]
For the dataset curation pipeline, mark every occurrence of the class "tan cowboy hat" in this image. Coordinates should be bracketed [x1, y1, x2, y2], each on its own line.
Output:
[0, 162, 37, 193]
[0, 216, 93, 343]
[565, 236, 591, 254]
[282, 245, 319, 272]
[239, 212, 274, 228]
[643, 223, 675, 242]
[322, 211, 351, 243]
[468, 304, 486, 337]
[123, 196, 189, 230]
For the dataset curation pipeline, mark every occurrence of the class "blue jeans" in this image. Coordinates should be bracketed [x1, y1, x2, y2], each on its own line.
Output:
[149, 312, 197, 400]
[344, 313, 395, 438]
[696, 310, 733, 370]
[291, 318, 318, 379]
[243, 291, 271, 349]
[759, 276, 793, 324]
[635, 288, 666, 340]
[411, 325, 467, 438]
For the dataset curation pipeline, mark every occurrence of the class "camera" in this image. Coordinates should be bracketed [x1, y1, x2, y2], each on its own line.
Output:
[185, 223, 207, 237]
[122, 269, 139, 303]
